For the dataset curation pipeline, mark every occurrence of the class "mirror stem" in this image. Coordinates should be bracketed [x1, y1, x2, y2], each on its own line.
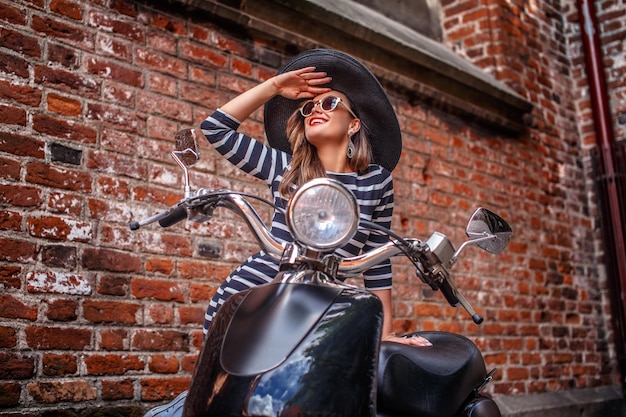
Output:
[449, 234, 495, 267]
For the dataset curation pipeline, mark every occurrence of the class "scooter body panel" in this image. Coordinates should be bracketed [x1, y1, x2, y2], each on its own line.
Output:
[184, 281, 383, 417]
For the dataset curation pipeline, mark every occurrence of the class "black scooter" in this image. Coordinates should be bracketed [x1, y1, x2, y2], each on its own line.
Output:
[132, 129, 512, 417]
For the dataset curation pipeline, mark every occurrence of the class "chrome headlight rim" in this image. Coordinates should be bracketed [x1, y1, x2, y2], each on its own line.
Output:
[286, 178, 359, 251]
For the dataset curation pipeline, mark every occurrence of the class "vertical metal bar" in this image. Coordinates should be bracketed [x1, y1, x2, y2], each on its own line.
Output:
[577, 0, 626, 382]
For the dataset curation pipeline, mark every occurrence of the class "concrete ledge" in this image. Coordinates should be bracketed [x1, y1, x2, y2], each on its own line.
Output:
[494, 385, 626, 417]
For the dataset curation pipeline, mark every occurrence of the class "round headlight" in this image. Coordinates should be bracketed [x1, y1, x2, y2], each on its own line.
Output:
[286, 178, 359, 251]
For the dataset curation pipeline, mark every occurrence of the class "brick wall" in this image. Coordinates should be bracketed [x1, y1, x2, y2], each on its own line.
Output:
[0, 0, 624, 414]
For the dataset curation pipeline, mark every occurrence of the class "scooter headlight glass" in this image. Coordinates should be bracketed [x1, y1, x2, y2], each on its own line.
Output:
[286, 178, 359, 251]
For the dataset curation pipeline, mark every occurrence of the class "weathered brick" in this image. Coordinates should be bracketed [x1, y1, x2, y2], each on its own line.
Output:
[25, 161, 93, 192]
[131, 278, 185, 302]
[140, 377, 190, 401]
[0, 26, 41, 58]
[0, 237, 37, 262]
[99, 328, 129, 351]
[0, 326, 17, 349]
[46, 298, 78, 321]
[0, 382, 21, 407]
[31, 15, 94, 50]
[0, 294, 38, 321]
[34, 65, 99, 97]
[132, 330, 189, 352]
[97, 274, 129, 296]
[50, 0, 84, 20]
[148, 355, 179, 374]
[81, 247, 142, 273]
[0, 266, 21, 290]
[102, 379, 135, 400]
[27, 270, 92, 295]
[27, 215, 93, 242]
[25, 326, 92, 350]
[0, 103, 26, 125]
[0, 78, 42, 106]
[28, 380, 97, 403]
[86, 56, 144, 87]
[42, 353, 78, 376]
[0, 352, 36, 379]
[0, 131, 46, 158]
[178, 306, 204, 325]
[32, 114, 97, 143]
[84, 354, 144, 375]
[0, 50, 29, 78]
[147, 304, 174, 325]
[83, 300, 140, 324]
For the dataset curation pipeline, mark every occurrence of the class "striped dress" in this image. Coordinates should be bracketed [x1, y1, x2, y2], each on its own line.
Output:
[200, 109, 394, 335]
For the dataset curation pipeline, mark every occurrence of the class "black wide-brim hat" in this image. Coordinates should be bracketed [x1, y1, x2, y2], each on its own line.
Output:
[264, 49, 402, 172]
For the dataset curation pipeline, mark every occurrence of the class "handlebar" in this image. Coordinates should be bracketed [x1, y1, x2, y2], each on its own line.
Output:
[130, 189, 485, 324]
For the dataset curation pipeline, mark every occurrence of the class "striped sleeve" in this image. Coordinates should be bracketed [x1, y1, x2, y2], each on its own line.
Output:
[361, 170, 394, 289]
[200, 109, 289, 184]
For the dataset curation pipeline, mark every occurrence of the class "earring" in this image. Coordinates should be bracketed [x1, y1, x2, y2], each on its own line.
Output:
[347, 139, 355, 159]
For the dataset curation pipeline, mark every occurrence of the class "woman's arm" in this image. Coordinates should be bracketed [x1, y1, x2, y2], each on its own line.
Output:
[220, 67, 330, 122]
[370, 288, 432, 347]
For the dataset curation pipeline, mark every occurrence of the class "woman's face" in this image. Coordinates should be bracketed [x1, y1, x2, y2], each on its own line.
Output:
[302, 91, 359, 149]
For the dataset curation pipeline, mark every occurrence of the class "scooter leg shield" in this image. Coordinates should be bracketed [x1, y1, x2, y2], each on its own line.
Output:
[184, 283, 384, 417]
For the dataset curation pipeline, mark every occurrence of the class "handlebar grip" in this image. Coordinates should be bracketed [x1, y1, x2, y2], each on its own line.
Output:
[158, 206, 187, 227]
[439, 280, 460, 307]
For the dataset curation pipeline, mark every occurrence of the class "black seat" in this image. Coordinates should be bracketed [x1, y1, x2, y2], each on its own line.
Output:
[377, 331, 487, 417]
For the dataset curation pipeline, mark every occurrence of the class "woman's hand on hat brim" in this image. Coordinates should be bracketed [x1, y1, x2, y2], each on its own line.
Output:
[273, 67, 331, 100]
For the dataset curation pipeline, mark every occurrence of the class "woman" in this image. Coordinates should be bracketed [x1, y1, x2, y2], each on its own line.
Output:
[143, 49, 429, 417]
[201, 49, 430, 347]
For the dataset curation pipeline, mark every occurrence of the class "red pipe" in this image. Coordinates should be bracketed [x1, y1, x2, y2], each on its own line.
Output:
[577, 0, 626, 380]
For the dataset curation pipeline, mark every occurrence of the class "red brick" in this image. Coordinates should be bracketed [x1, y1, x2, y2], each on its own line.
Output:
[27, 270, 92, 295]
[132, 278, 185, 302]
[136, 47, 187, 78]
[99, 329, 129, 351]
[25, 161, 93, 192]
[0, 26, 41, 58]
[46, 92, 82, 116]
[84, 354, 144, 375]
[0, 326, 17, 348]
[0, 103, 26, 125]
[0, 266, 21, 290]
[42, 353, 78, 376]
[88, 10, 146, 41]
[0, 131, 46, 158]
[0, 382, 21, 407]
[34, 65, 99, 97]
[102, 379, 134, 400]
[132, 330, 189, 352]
[179, 306, 205, 325]
[148, 355, 179, 374]
[0, 352, 36, 379]
[148, 304, 174, 325]
[27, 215, 93, 242]
[81, 247, 142, 273]
[83, 300, 140, 324]
[97, 275, 129, 296]
[86, 56, 144, 87]
[31, 14, 94, 48]
[140, 377, 190, 401]
[28, 380, 97, 403]
[46, 298, 78, 321]
[25, 326, 92, 350]
[0, 294, 37, 321]
[0, 237, 36, 262]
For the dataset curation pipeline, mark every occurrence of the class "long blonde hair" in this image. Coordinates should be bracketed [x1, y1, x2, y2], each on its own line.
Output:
[278, 103, 373, 198]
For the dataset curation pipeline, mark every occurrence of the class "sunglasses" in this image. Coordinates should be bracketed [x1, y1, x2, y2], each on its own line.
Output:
[299, 96, 358, 119]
